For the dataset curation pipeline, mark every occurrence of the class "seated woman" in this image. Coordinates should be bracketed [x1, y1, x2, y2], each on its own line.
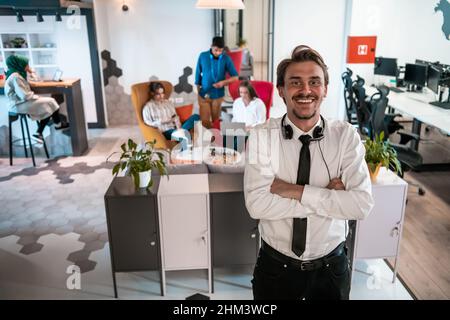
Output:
[142, 82, 200, 144]
[4, 55, 68, 143]
[232, 81, 266, 129]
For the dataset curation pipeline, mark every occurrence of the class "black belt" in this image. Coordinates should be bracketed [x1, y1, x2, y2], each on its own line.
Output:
[260, 240, 346, 271]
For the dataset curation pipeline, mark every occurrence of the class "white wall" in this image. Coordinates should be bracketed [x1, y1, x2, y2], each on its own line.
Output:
[272, 0, 349, 120]
[94, 0, 214, 95]
[243, 0, 269, 63]
[0, 15, 96, 132]
[224, 9, 240, 48]
[349, 0, 450, 85]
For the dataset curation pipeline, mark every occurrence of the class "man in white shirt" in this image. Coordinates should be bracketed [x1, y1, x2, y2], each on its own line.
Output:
[244, 45, 374, 300]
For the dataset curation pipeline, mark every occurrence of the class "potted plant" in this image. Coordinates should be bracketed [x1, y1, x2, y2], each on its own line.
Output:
[10, 37, 26, 48]
[107, 138, 168, 189]
[364, 131, 402, 182]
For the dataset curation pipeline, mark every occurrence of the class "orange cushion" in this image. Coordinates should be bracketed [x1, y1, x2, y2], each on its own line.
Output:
[175, 104, 193, 123]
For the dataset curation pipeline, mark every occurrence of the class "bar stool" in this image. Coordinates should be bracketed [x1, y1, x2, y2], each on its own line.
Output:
[8, 111, 49, 167]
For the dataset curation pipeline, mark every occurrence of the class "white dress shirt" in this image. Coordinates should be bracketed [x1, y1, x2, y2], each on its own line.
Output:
[244, 115, 374, 261]
[232, 97, 266, 127]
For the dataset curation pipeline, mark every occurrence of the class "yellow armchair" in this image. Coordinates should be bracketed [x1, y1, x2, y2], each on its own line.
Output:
[131, 81, 178, 150]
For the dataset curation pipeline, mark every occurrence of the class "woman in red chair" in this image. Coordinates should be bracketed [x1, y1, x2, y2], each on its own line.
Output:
[232, 81, 267, 129]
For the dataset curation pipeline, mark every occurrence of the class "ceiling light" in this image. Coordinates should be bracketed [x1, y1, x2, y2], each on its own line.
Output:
[16, 11, 24, 22]
[195, 0, 245, 10]
[36, 11, 44, 23]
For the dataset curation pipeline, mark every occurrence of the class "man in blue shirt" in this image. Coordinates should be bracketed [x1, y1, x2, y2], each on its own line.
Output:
[195, 36, 238, 128]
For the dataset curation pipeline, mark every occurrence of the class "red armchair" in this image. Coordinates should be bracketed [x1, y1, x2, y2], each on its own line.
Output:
[228, 80, 274, 119]
[226, 50, 243, 78]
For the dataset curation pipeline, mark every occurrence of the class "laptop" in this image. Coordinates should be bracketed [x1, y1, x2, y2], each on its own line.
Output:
[221, 121, 247, 136]
[42, 69, 63, 82]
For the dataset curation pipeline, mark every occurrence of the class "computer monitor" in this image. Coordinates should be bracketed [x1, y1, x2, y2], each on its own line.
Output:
[404, 63, 427, 87]
[415, 59, 431, 67]
[374, 57, 398, 77]
[427, 65, 441, 94]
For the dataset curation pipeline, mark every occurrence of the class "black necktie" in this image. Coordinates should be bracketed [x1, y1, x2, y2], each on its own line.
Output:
[292, 134, 311, 257]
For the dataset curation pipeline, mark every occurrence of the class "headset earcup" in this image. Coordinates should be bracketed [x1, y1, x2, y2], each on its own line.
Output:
[313, 126, 322, 139]
[285, 125, 293, 139]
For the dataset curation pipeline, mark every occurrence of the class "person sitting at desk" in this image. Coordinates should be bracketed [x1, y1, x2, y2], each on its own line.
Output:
[232, 81, 266, 129]
[4, 55, 68, 143]
[142, 82, 200, 143]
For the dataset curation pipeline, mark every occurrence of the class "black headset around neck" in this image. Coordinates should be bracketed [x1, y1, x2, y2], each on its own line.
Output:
[281, 113, 326, 141]
[281, 113, 331, 181]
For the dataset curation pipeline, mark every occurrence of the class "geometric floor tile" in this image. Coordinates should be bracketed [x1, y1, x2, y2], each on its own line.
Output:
[0, 154, 114, 272]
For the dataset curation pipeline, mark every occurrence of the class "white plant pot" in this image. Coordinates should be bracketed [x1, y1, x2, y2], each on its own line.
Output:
[138, 170, 152, 188]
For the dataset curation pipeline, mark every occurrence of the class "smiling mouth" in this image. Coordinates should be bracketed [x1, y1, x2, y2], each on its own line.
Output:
[293, 96, 316, 104]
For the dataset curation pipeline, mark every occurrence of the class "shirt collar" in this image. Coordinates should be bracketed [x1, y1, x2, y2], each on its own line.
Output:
[285, 115, 322, 140]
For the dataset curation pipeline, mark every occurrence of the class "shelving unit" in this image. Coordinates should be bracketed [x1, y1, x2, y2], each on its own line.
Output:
[0, 32, 58, 79]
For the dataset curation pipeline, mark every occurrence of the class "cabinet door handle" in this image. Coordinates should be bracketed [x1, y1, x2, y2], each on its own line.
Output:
[150, 241, 156, 246]
[201, 232, 208, 244]
[391, 226, 399, 237]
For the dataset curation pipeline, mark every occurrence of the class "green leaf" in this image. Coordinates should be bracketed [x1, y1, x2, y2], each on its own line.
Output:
[132, 171, 139, 189]
[112, 163, 120, 176]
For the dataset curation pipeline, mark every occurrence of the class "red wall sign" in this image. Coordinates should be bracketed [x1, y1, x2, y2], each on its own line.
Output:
[347, 36, 377, 64]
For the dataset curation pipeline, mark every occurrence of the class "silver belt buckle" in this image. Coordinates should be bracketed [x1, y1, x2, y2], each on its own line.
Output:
[300, 261, 314, 271]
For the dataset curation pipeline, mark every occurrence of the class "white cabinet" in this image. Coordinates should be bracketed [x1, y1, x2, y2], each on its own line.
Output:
[353, 168, 408, 282]
[160, 194, 209, 269]
[158, 174, 211, 295]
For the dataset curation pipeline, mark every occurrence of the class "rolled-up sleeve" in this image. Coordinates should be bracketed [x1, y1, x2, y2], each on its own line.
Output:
[301, 127, 374, 220]
[244, 128, 312, 220]
[195, 54, 202, 86]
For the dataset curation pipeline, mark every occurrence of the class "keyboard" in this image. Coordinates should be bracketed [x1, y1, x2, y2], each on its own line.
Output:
[429, 101, 450, 109]
[389, 87, 404, 93]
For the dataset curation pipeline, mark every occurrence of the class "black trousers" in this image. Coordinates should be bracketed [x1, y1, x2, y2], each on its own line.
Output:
[37, 94, 65, 134]
[252, 243, 351, 300]
[37, 109, 62, 134]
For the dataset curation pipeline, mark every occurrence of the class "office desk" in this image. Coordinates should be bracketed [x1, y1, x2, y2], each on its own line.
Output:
[366, 87, 450, 170]
[367, 87, 450, 142]
[387, 90, 450, 146]
[0, 79, 88, 156]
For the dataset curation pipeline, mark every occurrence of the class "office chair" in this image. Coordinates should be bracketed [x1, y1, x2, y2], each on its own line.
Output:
[228, 80, 274, 119]
[226, 50, 243, 78]
[353, 76, 404, 138]
[341, 68, 358, 124]
[352, 76, 372, 137]
[368, 86, 425, 196]
[130, 80, 178, 150]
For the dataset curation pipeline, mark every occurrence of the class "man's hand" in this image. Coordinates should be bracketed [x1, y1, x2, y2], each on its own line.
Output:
[212, 81, 224, 88]
[327, 178, 345, 190]
[270, 178, 304, 201]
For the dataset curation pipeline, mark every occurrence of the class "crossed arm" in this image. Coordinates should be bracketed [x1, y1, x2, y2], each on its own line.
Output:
[244, 127, 374, 221]
[270, 177, 345, 201]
